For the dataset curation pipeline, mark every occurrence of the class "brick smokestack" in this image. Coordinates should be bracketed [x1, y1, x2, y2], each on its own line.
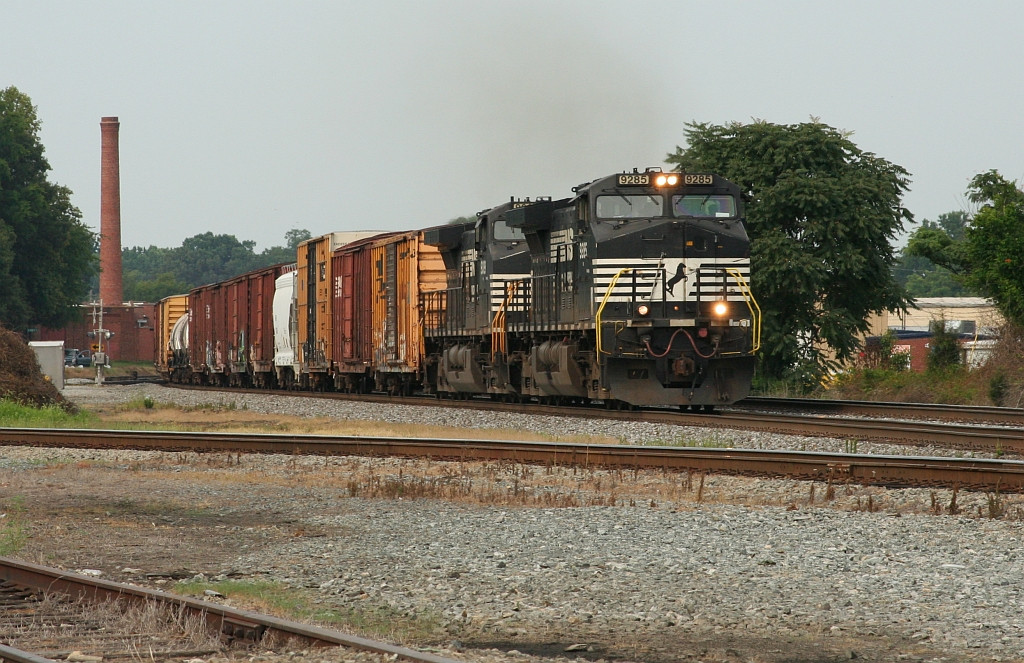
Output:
[99, 116, 123, 305]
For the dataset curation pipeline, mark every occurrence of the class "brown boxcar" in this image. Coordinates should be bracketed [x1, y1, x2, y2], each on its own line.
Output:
[296, 231, 380, 389]
[189, 263, 288, 386]
[330, 234, 393, 392]
[368, 230, 447, 394]
[228, 263, 289, 387]
[154, 294, 187, 376]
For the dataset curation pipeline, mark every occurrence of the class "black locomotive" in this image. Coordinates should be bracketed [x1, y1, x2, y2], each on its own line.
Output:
[422, 167, 759, 409]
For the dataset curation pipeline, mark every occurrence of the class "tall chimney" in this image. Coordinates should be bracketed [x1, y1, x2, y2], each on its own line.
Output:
[99, 116, 123, 305]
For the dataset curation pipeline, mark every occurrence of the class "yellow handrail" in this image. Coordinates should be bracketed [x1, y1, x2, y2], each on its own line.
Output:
[595, 266, 760, 362]
[725, 267, 761, 353]
[490, 281, 517, 364]
[595, 267, 640, 363]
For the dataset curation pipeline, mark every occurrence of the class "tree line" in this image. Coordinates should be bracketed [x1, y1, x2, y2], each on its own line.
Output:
[3, 85, 1022, 387]
[118, 228, 310, 302]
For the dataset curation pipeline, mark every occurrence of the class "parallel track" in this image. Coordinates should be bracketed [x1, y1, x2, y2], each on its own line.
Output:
[0, 557, 461, 663]
[2, 427, 1023, 493]
[735, 396, 1024, 426]
[162, 383, 1024, 455]
[123, 379, 1024, 428]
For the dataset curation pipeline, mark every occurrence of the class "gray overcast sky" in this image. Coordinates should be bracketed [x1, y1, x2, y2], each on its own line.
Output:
[5, 1, 1023, 250]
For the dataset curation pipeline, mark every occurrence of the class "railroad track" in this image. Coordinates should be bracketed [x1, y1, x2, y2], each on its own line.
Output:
[149, 381, 1024, 452]
[165, 381, 1024, 424]
[162, 383, 1024, 454]
[0, 557, 461, 663]
[735, 396, 1024, 426]
[2, 427, 1023, 493]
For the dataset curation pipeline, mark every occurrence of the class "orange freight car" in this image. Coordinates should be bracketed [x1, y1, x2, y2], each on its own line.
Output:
[154, 294, 187, 377]
[368, 230, 447, 395]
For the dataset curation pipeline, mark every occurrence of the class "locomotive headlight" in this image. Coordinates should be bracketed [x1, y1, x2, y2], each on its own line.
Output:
[655, 174, 668, 186]
[712, 301, 728, 317]
[666, 174, 679, 186]
[636, 304, 650, 317]
[654, 174, 680, 187]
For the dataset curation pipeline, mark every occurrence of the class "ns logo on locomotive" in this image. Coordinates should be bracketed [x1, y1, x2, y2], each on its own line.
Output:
[157, 168, 760, 411]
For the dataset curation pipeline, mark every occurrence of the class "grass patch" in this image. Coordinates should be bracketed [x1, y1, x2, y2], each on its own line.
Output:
[173, 579, 440, 642]
[0, 398, 97, 428]
[0, 496, 28, 554]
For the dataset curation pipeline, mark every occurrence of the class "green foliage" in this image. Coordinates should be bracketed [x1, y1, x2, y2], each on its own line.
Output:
[989, 371, 1009, 406]
[121, 229, 309, 301]
[902, 263, 972, 298]
[0, 398, 96, 427]
[877, 330, 910, 372]
[905, 222, 971, 276]
[924, 210, 969, 241]
[0, 87, 97, 330]
[0, 496, 27, 554]
[284, 228, 312, 249]
[828, 363, 977, 404]
[667, 120, 912, 382]
[908, 173, 1024, 327]
[927, 320, 961, 371]
[897, 213, 975, 298]
[962, 171, 1024, 326]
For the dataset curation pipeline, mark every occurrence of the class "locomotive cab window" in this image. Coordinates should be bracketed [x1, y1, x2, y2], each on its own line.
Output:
[673, 194, 736, 219]
[493, 218, 525, 241]
[596, 194, 663, 219]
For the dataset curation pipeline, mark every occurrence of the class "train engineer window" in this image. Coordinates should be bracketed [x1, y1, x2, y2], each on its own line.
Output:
[672, 194, 737, 218]
[596, 194, 664, 219]
[492, 219, 525, 241]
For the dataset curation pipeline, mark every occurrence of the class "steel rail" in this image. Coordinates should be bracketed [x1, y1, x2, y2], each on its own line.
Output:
[737, 396, 1024, 426]
[0, 644, 54, 663]
[635, 410, 1024, 454]
[0, 557, 461, 663]
[2, 428, 1023, 492]
[160, 383, 1024, 453]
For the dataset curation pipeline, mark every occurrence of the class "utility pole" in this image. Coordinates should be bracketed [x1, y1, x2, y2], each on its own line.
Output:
[89, 300, 113, 385]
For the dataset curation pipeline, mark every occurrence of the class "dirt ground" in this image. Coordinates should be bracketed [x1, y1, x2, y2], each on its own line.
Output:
[0, 449, 960, 663]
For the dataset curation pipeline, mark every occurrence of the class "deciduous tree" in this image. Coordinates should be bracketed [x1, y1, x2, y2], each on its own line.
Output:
[907, 172, 1024, 326]
[962, 171, 1024, 325]
[897, 211, 974, 298]
[0, 87, 96, 330]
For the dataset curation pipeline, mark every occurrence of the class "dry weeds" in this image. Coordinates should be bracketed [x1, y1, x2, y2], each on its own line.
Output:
[60, 394, 1024, 520]
[94, 405, 622, 446]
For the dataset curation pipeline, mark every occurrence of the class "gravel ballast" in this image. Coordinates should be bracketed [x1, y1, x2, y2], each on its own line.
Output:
[3, 383, 1023, 662]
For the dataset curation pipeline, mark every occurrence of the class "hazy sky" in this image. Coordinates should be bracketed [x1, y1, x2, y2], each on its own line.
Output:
[5, 1, 1023, 250]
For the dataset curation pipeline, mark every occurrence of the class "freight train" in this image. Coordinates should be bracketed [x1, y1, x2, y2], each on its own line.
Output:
[156, 168, 760, 409]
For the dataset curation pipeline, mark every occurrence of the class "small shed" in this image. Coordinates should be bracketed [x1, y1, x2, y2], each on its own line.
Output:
[28, 340, 65, 390]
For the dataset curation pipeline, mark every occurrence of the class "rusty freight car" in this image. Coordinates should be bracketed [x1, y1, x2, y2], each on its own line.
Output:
[330, 233, 390, 392]
[296, 231, 380, 390]
[368, 230, 447, 395]
[188, 263, 289, 387]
